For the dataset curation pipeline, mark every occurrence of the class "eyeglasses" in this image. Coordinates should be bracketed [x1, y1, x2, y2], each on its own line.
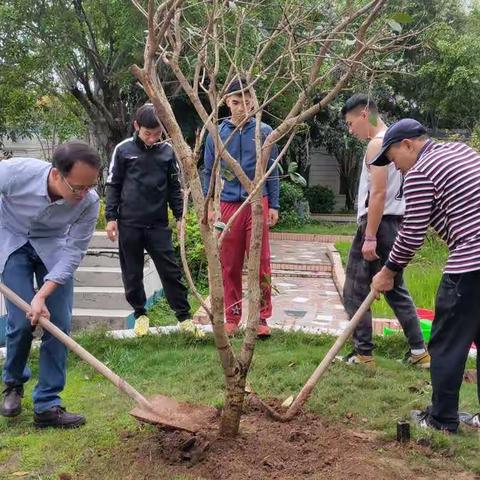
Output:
[61, 175, 97, 194]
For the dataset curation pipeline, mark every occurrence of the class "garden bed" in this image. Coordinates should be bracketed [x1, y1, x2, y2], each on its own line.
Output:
[78, 402, 476, 480]
[1, 331, 478, 478]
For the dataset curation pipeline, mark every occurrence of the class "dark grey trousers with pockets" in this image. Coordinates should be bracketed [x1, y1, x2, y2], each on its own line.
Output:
[343, 215, 425, 355]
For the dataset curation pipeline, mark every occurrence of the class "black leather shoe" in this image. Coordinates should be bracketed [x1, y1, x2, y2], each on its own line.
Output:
[0, 385, 23, 417]
[34, 406, 86, 429]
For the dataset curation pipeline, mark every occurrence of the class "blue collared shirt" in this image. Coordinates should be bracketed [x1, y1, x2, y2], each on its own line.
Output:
[0, 157, 99, 284]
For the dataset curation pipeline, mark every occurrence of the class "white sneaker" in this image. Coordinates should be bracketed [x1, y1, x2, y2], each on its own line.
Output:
[459, 412, 480, 428]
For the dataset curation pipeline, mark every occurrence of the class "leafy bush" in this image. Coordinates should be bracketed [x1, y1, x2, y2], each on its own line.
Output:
[278, 181, 310, 227]
[304, 185, 336, 214]
[171, 209, 208, 287]
[96, 198, 106, 230]
[470, 122, 480, 153]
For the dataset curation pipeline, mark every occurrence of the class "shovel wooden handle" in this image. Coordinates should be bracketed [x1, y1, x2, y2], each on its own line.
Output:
[284, 289, 378, 420]
[0, 282, 155, 414]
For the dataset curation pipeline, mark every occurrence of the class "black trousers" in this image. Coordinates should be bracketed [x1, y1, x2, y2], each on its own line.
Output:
[428, 271, 480, 430]
[118, 223, 190, 321]
[343, 215, 425, 354]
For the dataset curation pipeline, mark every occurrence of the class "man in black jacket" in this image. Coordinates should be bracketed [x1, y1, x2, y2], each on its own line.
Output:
[105, 104, 202, 337]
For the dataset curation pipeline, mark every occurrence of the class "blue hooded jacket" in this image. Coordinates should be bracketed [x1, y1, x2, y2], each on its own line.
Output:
[203, 118, 280, 209]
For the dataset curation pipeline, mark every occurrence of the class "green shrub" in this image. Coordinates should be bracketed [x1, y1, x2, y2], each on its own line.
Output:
[470, 123, 480, 153]
[304, 185, 336, 213]
[278, 181, 310, 227]
[171, 209, 208, 287]
[96, 198, 106, 230]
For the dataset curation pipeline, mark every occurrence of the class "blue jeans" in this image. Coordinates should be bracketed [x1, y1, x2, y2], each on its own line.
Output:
[1, 243, 73, 413]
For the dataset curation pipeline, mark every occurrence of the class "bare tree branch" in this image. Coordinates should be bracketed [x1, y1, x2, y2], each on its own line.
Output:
[178, 188, 213, 318]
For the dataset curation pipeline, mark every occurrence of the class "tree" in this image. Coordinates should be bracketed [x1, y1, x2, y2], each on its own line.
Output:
[379, 0, 475, 130]
[0, 90, 87, 160]
[0, 0, 147, 160]
[130, 0, 422, 437]
[415, 9, 480, 130]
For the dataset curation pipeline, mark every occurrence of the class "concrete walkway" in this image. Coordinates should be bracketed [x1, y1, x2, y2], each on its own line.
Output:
[262, 239, 348, 334]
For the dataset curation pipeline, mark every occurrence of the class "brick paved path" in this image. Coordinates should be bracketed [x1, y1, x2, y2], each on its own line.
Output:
[243, 239, 349, 333]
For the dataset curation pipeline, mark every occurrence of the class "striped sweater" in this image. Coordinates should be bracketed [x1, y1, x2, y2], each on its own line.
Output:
[386, 140, 480, 274]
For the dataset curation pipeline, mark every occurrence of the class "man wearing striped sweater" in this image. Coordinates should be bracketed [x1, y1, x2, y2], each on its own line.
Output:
[372, 119, 480, 433]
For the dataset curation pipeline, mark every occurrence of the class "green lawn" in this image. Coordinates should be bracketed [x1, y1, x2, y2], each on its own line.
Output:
[335, 233, 448, 318]
[1, 233, 477, 479]
[1, 329, 478, 478]
[274, 220, 358, 236]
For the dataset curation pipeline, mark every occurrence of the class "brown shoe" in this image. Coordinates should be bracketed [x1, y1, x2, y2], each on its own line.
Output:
[257, 320, 271, 339]
[224, 322, 240, 336]
[34, 406, 85, 429]
[404, 351, 431, 369]
[1, 385, 23, 417]
[342, 351, 376, 367]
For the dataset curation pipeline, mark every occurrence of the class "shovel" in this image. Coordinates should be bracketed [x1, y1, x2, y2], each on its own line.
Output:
[0, 282, 216, 432]
[249, 289, 378, 421]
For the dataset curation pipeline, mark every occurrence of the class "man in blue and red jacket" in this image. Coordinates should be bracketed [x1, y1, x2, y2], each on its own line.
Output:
[203, 79, 280, 338]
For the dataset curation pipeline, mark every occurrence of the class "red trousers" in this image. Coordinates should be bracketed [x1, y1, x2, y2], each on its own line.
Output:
[220, 197, 272, 324]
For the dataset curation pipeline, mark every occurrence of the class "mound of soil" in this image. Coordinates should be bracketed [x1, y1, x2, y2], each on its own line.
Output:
[80, 405, 475, 480]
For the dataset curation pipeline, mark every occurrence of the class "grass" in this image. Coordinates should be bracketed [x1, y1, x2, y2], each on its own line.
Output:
[274, 219, 358, 236]
[0, 231, 474, 478]
[0, 329, 478, 479]
[148, 288, 208, 326]
[335, 233, 448, 318]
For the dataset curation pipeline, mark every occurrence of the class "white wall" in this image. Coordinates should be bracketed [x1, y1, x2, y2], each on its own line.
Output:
[308, 146, 346, 211]
[3, 137, 48, 160]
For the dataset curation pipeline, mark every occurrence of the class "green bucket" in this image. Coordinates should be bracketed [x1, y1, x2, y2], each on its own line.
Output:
[420, 319, 432, 342]
[383, 319, 432, 342]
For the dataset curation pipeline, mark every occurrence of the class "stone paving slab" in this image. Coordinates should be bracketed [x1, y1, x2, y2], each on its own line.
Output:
[270, 239, 330, 267]
[244, 276, 349, 334]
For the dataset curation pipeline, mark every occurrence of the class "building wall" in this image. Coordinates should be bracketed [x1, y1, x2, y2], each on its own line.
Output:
[309, 146, 339, 193]
[308, 146, 346, 211]
[2, 137, 48, 160]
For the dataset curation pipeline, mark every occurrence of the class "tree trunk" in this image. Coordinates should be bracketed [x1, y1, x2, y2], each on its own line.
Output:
[87, 116, 126, 195]
[345, 185, 356, 211]
[220, 373, 247, 437]
[184, 156, 248, 437]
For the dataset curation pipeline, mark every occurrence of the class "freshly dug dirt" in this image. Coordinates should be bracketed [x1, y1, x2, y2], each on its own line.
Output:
[80, 404, 477, 480]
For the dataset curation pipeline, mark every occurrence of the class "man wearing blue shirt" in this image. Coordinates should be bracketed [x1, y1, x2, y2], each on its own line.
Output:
[203, 79, 280, 337]
[0, 142, 100, 428]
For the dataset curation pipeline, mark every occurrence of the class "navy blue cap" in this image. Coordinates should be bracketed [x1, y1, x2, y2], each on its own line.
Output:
[370, 119, 427, 166]
[226, 78, 248, 95]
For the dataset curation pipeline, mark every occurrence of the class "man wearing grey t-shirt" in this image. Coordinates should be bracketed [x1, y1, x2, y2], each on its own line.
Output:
[0, 142, 100, 428]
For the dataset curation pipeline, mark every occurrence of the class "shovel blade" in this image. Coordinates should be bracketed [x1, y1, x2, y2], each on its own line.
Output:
[130, 394, 218, 433]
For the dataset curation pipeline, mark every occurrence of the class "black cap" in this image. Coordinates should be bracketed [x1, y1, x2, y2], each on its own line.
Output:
[226, 78, 248, 95]
[370, 119, 427, 166]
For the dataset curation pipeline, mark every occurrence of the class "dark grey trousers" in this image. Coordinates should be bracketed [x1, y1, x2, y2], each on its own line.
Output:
[343, 215, 425, 355]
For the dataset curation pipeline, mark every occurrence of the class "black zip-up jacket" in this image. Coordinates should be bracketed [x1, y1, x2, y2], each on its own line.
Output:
[105, 134, 183, 227]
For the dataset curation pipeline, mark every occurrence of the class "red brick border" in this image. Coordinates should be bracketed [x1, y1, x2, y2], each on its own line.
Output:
[271, 262, 331, 272]
[270, 232, 353, 243]
[325, 244, 345, 301]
